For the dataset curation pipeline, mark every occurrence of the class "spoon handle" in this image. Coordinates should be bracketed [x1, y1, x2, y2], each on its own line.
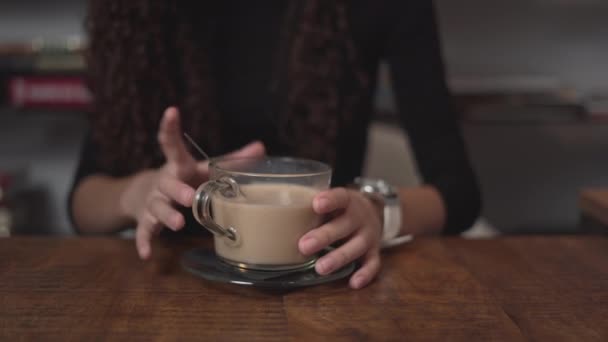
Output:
[183, 133, 211, 161]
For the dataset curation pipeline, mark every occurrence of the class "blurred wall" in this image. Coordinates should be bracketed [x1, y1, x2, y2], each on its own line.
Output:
[0, 1, 87, 234]
[0, 113, 86, 235]
[0, 0, 85, 42]
[2, 0, 607, 93]
[437, 0, 608, 93]
[435, 0, 608, 232]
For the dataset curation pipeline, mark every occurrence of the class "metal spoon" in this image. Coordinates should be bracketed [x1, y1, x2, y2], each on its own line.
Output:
[183, 132, 246, 199]
[183, 133, 211, 161]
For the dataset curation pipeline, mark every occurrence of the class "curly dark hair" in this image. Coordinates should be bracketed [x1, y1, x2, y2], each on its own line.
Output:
[85, 0, 368, 175]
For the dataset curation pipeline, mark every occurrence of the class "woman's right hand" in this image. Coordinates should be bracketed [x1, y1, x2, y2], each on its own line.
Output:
[120, 107, 266, 259]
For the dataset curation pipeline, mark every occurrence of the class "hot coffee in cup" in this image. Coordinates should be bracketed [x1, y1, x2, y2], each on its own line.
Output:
[192, 157, 331, 271]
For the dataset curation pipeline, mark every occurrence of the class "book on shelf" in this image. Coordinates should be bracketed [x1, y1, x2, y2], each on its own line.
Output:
[583, 92, 608, 122]
[0, 41, 89, 111]
[0, 41, 85, 74]
[7, 76, 91, 110]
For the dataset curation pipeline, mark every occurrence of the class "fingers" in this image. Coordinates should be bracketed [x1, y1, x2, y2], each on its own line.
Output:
[158, 176, 195, 207]
[147, 197, 185, 231]
[315, 233, 368, 276]
[135, 196, 185, 260]
[195, 160, 211, 176]
[299, 213, 358, 255]
[158, 107, 193, 166]
[135, 180, 187, 260]
[135, 212, 160, 260]
[195, 140, 266, 175]
[313, 188, 351, 214]
[349, 249, 381, 289]
[224, 141, 266, 159]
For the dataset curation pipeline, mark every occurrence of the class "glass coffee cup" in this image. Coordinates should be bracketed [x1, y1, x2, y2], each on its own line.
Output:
[192, 156, 331, 271]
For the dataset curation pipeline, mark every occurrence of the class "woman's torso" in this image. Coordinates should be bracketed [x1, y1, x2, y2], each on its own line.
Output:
[199, 0, 393, 186]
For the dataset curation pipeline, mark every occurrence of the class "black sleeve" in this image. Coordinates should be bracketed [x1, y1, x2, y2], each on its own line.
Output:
[385, 0, 481, 234]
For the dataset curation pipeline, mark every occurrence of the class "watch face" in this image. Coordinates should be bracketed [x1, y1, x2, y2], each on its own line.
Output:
[356, 178, 393, 196]
[375, 180, 392, 194]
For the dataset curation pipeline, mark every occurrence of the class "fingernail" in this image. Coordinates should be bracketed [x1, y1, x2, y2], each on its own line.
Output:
[300, 237, 318, 254]
[172, 214, 183, 230]
[139, 245, 150, 259]
[241, 141, 260, 151]
[351, 275, 364, 289]
[314, 197, 329, 212]
[182, 188, 195, 204]
[317, 258, 334, 274]
[249, 140, 262, 147]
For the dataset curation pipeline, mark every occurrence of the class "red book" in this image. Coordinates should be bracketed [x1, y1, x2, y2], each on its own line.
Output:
[8, 76, 92, 110]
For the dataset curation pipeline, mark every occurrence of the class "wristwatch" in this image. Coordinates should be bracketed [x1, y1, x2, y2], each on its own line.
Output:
[353, 177, 413, 248]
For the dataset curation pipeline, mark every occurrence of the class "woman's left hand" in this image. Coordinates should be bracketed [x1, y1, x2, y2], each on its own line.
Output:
[298, 188, 383, 289]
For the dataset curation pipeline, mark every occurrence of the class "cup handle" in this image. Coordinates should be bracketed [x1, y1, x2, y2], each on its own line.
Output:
[192, 180, 239, 244]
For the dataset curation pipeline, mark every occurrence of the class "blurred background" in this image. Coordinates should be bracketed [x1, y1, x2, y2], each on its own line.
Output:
[1, 0, 607, 236]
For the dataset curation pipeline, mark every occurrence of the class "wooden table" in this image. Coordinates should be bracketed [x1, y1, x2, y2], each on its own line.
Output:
[580, 189, 608, 231]
[1, 236, 607, 341]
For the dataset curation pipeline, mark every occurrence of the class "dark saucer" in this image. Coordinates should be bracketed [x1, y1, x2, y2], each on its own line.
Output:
[180, 248, 356, 289]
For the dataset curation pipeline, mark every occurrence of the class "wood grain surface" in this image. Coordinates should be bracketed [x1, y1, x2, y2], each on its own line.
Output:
[1, 236, 606, 341]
